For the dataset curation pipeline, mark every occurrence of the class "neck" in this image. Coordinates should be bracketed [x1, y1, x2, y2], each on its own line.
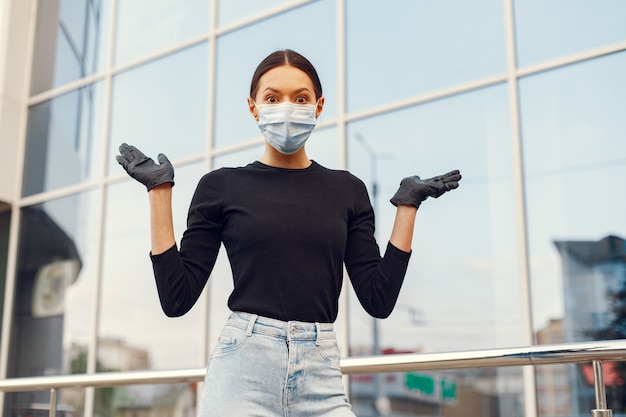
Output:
[260, 144, 311, 169]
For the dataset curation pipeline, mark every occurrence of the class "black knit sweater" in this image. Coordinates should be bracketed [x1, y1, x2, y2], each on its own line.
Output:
[150, 160, 411, 323]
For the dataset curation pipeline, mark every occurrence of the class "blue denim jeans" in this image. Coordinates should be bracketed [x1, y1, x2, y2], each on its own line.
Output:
[199, 312, 356, 417]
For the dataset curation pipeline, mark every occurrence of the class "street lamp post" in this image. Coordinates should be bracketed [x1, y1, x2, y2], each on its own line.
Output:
[354, 134, 390, 416]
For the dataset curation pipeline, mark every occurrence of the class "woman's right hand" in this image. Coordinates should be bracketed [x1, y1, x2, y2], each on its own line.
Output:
[116, 143, 175, 191]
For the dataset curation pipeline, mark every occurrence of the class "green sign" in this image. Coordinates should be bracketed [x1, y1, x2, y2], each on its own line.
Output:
[405, 373, 435, 395]
[440, 378, 457, 401]
[404, 373, 457, 402]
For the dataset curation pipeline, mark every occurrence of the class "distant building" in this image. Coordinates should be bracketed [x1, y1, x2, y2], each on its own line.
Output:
[98, 337, 151, 371]
[554, 235, 626, 415]
[535, 318, 571, 416]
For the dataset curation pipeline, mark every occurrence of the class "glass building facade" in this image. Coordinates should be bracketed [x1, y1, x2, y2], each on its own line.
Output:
[0, 1, 625, 416]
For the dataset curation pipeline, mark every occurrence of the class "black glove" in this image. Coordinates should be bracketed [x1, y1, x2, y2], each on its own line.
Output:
[116, 143, 175, 191]
[390, 170, 461, 208]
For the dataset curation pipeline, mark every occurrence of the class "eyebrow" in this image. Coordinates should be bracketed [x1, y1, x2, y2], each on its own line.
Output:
[262, 87, 312, 95]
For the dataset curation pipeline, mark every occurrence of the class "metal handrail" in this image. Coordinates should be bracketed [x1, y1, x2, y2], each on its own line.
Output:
[1, 339, 625, 416]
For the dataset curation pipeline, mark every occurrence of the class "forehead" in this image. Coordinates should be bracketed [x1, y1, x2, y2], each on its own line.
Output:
[256, 65, 314, 94]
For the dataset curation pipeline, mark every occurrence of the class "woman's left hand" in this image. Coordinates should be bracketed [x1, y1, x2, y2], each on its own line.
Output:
[390, 170, 461, 208]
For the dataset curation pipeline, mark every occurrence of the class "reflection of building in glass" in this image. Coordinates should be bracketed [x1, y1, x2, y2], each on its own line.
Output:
[6, 206, 82, 413]
[535, 319, 570, 416]
[97, 338, 150, 371]
[1, 1, 626, 417]
[351, 369, 496, 417]
[348, 350, 522, 417]
[554, 235, 626, 415]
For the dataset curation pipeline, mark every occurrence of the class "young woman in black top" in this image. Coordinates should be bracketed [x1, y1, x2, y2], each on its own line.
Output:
[117, 49, 461, 417]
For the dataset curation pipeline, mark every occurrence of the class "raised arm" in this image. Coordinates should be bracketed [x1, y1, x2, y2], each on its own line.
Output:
[149, 185, 176, 254]
[116, 143, 176, 254]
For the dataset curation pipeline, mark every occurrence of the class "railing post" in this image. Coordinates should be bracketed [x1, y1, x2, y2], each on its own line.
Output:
[49, 387, 57, 417]
[590, 361, 612, 417]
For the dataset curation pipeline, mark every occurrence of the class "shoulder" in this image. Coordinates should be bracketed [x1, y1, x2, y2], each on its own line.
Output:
[197, 163, 257, 184]
[312, 161, 365, 186]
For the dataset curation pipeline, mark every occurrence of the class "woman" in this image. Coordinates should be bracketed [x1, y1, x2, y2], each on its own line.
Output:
[117, 49, 461, 417]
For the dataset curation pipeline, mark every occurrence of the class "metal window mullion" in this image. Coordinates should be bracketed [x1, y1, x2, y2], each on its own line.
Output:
[503, 2, 537, 417]
[213, 0, 314, 38]
[517, 39, 626, 78]
[334, 0, 352, 396]
[345, 73, 508, 124]
[27, 72, 105, 106]
[83, 0, 118, 415]
[200, 0, 219, 373]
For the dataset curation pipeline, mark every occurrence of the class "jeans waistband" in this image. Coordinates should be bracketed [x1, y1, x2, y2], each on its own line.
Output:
[227, 311, 335, 344]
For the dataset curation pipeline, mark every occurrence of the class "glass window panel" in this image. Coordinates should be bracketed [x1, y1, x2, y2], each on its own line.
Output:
[304, 126, 340, 169]
[520, 52, 626, 416]
[115, 0, 209, 66]
[23, 82, 105, 196]
[5, 191, 99, 414]
[217, 0, 303, 27]
[346, 0, 506, 113]
[347, 85, 524, 416]
[214, 0, 337, 148]
[108, 43, 208, 175]
[514, 0, 626, 67]
[348, 84, 520, 353]
[350, 367, 523, 417]
[30, 0, 109, 95]
[101, 162, 208, 371]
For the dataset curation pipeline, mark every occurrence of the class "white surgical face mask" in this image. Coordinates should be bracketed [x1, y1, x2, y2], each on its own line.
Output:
[255, 102, 317, 155]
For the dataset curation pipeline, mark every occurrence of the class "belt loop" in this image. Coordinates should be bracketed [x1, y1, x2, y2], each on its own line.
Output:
[315, 322, 321, 346]
[246, 314, 258, 337]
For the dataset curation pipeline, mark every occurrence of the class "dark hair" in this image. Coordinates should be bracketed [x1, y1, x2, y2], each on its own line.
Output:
[249, 49, 323, 100]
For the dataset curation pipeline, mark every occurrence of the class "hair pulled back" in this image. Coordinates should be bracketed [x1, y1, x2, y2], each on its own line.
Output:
[249, 49, 323, 100]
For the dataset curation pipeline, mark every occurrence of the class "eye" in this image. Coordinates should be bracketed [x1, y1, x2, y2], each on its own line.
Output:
[294, 95, 310, 104]
[264, 95, 278, 103]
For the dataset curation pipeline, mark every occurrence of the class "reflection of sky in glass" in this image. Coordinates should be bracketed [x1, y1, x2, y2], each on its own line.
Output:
[217, 0, 303, 27]
[61, 191, 100, 355]
[30, 0, 109, 95]
[108, 44, 208, 174]
[16, 0, 626, 396]
[101, 163, 208, 370]
[348, 84, 523, 352]
[214, 0, 337, 148]
[521, 52, 626, 331]
[115, 0, 209, 65]
[514, 0, 626, 66]
[23, 82, 105, 196]
[346, 0, 506, 112]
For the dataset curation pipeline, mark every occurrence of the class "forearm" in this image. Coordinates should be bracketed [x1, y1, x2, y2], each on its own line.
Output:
[149, 184, 176, 255]
[389, 204, 418, 252]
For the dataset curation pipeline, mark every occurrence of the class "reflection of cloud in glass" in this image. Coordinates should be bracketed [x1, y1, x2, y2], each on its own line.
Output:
[108, 43, 208, 174]
[101, 163, 208, 370]
[346, 0, 506, 112]
[514, 0, 626, 66]
[521, 51, 626, 331]
[115, 0, 209, 65]
[218, 0, 303, 27]
[347, 84, 524, 352]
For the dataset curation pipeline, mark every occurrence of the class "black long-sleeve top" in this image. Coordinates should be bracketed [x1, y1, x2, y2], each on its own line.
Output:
[150, 160, 411, 323]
